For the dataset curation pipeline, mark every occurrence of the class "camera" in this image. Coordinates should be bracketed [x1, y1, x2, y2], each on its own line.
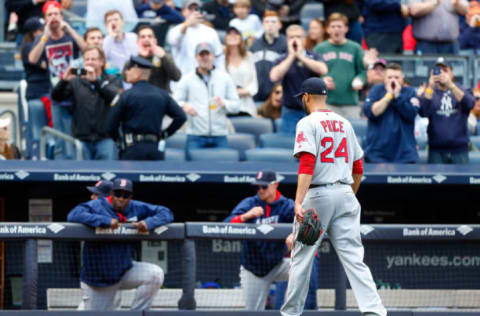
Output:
[433, 66, 441, 76]
[70, 68, 87, 76]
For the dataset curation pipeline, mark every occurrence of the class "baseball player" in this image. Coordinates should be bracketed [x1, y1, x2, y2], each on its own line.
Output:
[280, 78, 387, 316]
[224, 170, 294, 310]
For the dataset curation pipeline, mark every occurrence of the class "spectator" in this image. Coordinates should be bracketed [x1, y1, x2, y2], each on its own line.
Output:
[28, 1, 86, 159]
[166, 0, 224, 82]
[365, 58, 387, 97]
[136, 0, 185, 24]
[107, 56, 186, 161]
[84, 27, 104, 48]
[362, 0, 408, 53]
[257, 83, 282, 120]
[468, 88, 480, 135]
[86, 180, 113, 200]
[418, 57, 474, 164]
[225, 27, 259, 117]
[86, 0, 139, 34]
[6, 0, 59, 35]
[251, 0, 267, 17]
[229, 0, 264, 43]
[322, 0, 363, 43]
[314, 13, 366, 119]
[363, 63, 419, 163]
[135, 25, 181, 93]
[250, 11, 287, 102]
[224, 170, 294, 310]
[173, 43, 240, 159]
[67, 178, 173, 311]
[0, 117, 22, 160]
[202, 0, 235, 31]
[51, 46, 122, 160]
[20, 17, 51, 156]
[459, 1, 480, 54]
[267, 0, 307, 31]
[304, 18, 325, 51]
[103, 10, 138, 76]
[407, 0, 469, 54]
[270, 24, 327, 134]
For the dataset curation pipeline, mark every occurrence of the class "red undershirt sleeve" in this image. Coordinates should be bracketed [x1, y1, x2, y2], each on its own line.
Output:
[298, 152, 316, 175]
[353, 158, 364, 174]
[230, 215, 243, 223]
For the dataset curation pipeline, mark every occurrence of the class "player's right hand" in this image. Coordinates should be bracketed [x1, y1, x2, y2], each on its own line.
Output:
[294, 202, 305, 224]
[110, 218, 120, 229]
[245, 206, 264, 220]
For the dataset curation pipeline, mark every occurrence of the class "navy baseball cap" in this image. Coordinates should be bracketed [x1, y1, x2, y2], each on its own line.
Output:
[435, 57, 452, 69]
[195, 42, 214, 55]
[23, 17, 45, 34]
[129, 56, 154, 69]
[252, 170, 277, 185]
[112, 178, 133, 193]
[87, 180, 113, 197]
[294, 77, 328, 97]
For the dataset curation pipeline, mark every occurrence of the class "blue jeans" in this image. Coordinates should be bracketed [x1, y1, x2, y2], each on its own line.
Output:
[185, 135, 228, 160]
[280, 107, 306, 135]
[81, 138, 117, 160]
[27, 98, 49, 159]
[428, 150, 469, 164]
[51, 104, 73, 159]
[415, 40, 459, 55]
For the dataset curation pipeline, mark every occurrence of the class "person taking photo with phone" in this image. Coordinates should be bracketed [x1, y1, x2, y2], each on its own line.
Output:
[363, 62, 419, 163]
[51, 46, 122, 160]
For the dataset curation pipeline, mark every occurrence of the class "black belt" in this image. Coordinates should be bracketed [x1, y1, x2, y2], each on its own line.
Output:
[125, 133, 160, 147]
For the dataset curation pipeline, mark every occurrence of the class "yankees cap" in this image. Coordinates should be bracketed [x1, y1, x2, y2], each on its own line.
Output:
[86, 180, 113, 197]
[112, 178, 133, 193]
[294, 77, 328, 97]
[252, 170, 277, 185]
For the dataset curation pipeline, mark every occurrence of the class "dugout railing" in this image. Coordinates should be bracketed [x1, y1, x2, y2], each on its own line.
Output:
[0, 222, 479, 312]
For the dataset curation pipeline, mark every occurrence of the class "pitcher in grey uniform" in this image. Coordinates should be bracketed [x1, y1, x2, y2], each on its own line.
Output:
[280, 77, 387, 316]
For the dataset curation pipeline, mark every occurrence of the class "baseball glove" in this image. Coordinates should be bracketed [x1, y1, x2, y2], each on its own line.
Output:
[297, 209, 323, 246]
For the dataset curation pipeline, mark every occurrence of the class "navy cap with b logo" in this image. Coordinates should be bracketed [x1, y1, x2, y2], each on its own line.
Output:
[112, 178, 133, 193]
[252, 170, 277, 185]
[294, 77, 328, 97]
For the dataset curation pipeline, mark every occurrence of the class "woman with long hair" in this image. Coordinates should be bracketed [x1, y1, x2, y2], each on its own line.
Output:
[305, 18, 325, 51]
[225, 26, 259, 117]
[257, 83, 282, 120]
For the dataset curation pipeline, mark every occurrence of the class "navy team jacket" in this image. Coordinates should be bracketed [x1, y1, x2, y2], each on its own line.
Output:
[67, 197, 173, 286]
[224, 191, 294, 277]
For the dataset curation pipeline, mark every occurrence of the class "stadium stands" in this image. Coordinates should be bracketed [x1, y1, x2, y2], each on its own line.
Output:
[230, 117, 274, 143]
[165, 148, 185, 161]
[259, 133, 295, 149]
[245, 148, 294, 162]
[227, 133, 256, 161]
[189, 148, 240, 162]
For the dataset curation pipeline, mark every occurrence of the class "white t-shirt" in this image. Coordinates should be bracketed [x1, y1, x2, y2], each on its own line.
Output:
[229, 15, 264, 40]
[293, 110, 363, 185]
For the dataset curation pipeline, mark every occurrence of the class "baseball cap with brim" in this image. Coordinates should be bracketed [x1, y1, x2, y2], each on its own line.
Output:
[42, 1, 62, 15]
[226, 26, 241, 35]
[374, 58, 387, 68]
[435, 57, 452, 69]
[252, 170, 277, 185]
[151, 0, 163, 3]
[87, 180, 113, 197]
[128, 56, 154, 69]
[183, 0, 201, 8]
[294, 77, 328, 98]
[112, 178, 133, 193]
[0, 117, 11, 128]
[23, 17, 45, 34]
[195, 42, 214, 55]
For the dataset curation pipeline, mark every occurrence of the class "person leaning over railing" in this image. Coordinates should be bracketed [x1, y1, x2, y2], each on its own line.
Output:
[67, 178, 173, 311]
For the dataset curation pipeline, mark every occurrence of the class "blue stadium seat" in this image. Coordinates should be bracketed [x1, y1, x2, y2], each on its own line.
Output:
[469, 151, 480, 164]
[471, 136, 480, 151]
[350, 118, 368, 139]
[189, 148, 240, 162]
[300, 2, 324, 31]
[166, 133, 187, 149]
[227, 133, 256, 161]
[245, 148, 294, 162]
[417, 150, 428, 163]
[230, 117, 273, 142]
[274, 118, 282, 133]
[416, 137, 428, 151]
[259, 133, 295, 149]
[476, 123, 480, 136]
[165, 148, 185, 161]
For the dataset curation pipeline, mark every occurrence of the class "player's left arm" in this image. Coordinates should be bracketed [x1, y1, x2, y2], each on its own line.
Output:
[134, 200, 174, 230]
[295, 152, 316, 223]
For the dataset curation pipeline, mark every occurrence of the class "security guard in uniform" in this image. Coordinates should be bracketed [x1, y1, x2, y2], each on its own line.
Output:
[106, 56, 186, 160]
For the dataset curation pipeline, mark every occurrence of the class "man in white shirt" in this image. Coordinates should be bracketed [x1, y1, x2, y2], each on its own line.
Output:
[166, 0, 224, 84]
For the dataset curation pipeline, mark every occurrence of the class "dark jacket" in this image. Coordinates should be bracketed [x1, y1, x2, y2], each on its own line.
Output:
[250, 34, 287, 101]
[67, 197, 174, 286]
[145, 54, 182, 93]
[6, 0, 57, 33]
[51, 73, 122, 142]
[363, 84, 419, 163]
[224, 191, 294, 277]
[21, 42, 51, 100]
[418, 85, 475, 153]
[362, 0, 406, 35]
[458, 22, 480, 52]
[202, 0, 235, 30]
[136, 3, 185, 23]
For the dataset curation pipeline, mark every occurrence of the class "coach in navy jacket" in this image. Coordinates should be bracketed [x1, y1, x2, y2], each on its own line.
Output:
[67, 178, 173, 310]
[224, 170, 294, 310]
[363, 63, 419, 163]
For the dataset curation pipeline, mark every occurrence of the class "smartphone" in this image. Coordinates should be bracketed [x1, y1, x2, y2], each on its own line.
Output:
[433, 66, 441, 76]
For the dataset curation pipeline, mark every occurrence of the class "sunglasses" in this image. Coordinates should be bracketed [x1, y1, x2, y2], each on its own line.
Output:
[113, 191, 132, 199]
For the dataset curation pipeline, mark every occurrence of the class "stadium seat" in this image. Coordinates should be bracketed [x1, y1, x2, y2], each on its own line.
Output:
[189, 148, 240, 162]
[416, 137, 428, 151]
[274, 118, 282, 133]
[166, 133, 187, 149]
[259, 133, 295, 149]
[470, 136, 480, 151]
[165, 148, 185, 161]
[230, 117, 273, 142]
[300, 2, 324, 31]
[245, 148, 294, 162]
[470, 151, 480, 164]
[476, 123, 480, 136]
[417, 150, 428, 163]
[227, 133, 256, 161]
